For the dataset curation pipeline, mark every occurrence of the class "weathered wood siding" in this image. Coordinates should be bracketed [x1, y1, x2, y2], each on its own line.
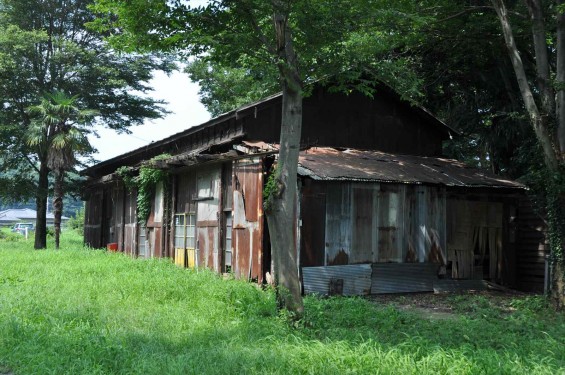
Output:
[84, 190, 103, 248]
[123, 189, 137, 255]
[246, 88, 447, 157]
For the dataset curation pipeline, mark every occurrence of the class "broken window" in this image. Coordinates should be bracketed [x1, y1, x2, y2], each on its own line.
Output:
[224, 212, 233, 272]
[174, 213, 196, 267]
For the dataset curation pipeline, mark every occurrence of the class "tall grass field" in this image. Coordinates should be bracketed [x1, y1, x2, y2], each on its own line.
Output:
[0, 230, 564, 374]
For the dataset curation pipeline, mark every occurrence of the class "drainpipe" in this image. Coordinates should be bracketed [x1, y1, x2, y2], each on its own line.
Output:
[544, 254, 551, 295]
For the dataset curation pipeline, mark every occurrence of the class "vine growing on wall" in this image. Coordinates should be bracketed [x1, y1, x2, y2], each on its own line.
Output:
[115, 154, 171, 224]
[263, 163, 281, 213]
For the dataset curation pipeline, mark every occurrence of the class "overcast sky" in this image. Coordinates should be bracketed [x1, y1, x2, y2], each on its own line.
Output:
[88, 69, 211, 162]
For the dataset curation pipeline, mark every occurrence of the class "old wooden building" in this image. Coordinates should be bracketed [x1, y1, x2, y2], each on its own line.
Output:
[82, 84, 547, 294]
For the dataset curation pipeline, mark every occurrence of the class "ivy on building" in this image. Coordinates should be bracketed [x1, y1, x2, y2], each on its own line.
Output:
[115, 154, 171, 224]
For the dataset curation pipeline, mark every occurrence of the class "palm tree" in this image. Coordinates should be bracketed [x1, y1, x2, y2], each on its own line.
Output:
[27, 92, 95, 249]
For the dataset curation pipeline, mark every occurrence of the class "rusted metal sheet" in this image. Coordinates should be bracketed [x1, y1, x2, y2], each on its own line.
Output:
[302, 264, 372, 296]
[232, 159, 263, 282]
[371, 263, 439, 294]
[152, 227, 162, 257]
[298, 147, 525, 189]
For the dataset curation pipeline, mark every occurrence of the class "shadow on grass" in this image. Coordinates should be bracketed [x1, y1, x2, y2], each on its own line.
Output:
[2, 298, 563, 374]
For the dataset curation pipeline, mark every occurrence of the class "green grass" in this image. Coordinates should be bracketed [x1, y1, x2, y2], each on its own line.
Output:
[0, 233, 564, 374]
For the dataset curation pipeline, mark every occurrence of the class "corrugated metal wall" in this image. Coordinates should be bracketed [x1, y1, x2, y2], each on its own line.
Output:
[302, 264, 372, 295]
[371, 263, 439, 294]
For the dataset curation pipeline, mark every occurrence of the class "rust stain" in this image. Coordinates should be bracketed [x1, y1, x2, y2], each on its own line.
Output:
[298, 147, 525, 189]
[427, 229, 446, 265]
[328, 249, 349, 266]
[405, 240, 417, 262]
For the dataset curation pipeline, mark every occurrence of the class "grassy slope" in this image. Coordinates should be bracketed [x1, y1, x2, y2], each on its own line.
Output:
[0, 232, 564, 374]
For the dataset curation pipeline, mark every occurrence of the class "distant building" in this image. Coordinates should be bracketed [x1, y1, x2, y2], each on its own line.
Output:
[0, 208, 69, 227]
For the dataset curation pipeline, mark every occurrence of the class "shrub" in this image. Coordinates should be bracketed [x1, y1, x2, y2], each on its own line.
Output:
[65, 205, 85, 235]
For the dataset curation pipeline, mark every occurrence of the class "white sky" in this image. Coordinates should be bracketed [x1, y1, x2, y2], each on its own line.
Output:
[88, 70, 211, 162]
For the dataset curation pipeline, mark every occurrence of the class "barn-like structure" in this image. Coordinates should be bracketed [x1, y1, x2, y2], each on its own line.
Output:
[82, 84, 547, 294]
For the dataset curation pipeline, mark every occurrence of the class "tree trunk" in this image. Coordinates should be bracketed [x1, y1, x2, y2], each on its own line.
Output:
[491, 0, 559, 170]
[493, 0, 565, 308]
[53, 169, 64, 249]
[264, 1, 304, 317]
[525, 0, 554, 114]
[556, 0, 565, 160]
[551, 261, 565, 310]
[266, 82, 304, 317]
[34, 161, 49, 249]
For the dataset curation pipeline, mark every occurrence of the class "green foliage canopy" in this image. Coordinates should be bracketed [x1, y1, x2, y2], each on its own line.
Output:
[0, 0, 174, 203]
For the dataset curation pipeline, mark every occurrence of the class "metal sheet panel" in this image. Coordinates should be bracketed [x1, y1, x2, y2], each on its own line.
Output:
[371, 263, 439, 294]
[123, 191, 137, 255]
[232, 159, 263, 282]
[325, 184, 351, 265]
[298, 147, 525, 189]
[376, 185, 405, 263]
[351, 185, 374, 263]
[302, 264, 372, 296]
[196, 167, 221, 271]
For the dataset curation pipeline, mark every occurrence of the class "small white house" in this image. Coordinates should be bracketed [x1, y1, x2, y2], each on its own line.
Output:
[0, 208, 68, 227]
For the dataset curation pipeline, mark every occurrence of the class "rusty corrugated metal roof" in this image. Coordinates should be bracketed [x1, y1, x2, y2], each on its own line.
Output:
[298, 147, 525, 189]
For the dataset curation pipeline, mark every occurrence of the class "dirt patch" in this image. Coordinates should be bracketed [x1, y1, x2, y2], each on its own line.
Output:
[368, 289, 532, 319]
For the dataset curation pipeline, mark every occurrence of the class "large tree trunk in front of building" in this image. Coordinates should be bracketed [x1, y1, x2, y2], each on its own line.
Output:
[557, 0, 565, 161]
[53, 169, 64, 249]
[264, 2, 304, 317]
[34, 161, 49, 249]
[266, 82, 304, 317]
[551, 261, 565, 310]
